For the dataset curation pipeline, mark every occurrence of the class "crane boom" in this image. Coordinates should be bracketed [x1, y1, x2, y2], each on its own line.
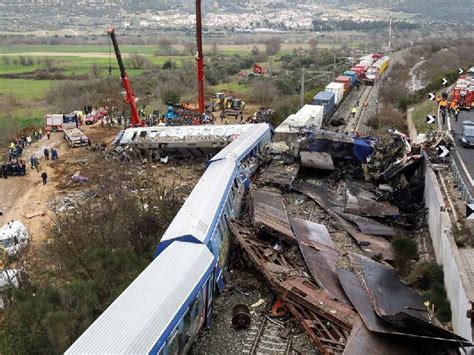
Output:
[195, 0, 205, 114]
[107, 27, 142, 127]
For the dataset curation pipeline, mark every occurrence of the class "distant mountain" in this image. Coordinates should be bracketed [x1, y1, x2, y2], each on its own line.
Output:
[320, 0, 474, 23]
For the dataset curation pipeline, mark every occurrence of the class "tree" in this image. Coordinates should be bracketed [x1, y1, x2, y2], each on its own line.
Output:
[162, 60, 174, 70]
[251, 79, 280, 107]
[308, 38, 318, 54]
[158, 38, 173, 56]
[211, 42, 219, 57]
[2, 56, 10, 65]
[265, 37, 282, 55]
[183, 41, 195, 56]
[126, 52, 151, 70]
[162, 89, 180, 104]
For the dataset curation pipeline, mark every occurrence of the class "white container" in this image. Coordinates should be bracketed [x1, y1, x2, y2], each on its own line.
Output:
[275, 105, 324, 143]
[326, 82, 345, 105]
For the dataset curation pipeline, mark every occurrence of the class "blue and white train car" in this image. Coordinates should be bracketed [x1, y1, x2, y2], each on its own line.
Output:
[66, 242, 216, 355]
[155, 158, 240, 291]
[66, 123, 273, 354]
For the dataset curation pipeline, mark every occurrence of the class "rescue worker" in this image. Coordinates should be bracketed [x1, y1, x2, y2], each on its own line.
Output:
[449, 100, 457, 115]
[44, 148, 50, 160]
[41, 172, 48, 185]
[51, 148, 58, 161]
[351, 106, 357, 118]
[437, 96, 448, 125]
[454, 105, 460, 122]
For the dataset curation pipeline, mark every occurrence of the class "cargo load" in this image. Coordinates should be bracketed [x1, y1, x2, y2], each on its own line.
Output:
[335, 76, 351, 93]
[325, 82, 345, 105]
[343, 70, 357, 86]
[350, 67, 364, 79]
[274, 105, 324, 143]
[311, 91, 335, 119]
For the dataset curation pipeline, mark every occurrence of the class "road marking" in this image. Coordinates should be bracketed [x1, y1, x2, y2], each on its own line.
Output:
[447, 115, 451, 131]
[455, 150, 474, 186]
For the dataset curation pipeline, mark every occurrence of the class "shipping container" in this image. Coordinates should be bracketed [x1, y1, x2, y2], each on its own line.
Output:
[343, 71, 357, 86]
[311, 91, 335, 119]
[350, 67, 364, 79]
[274, 105, 324, 142]
[325, 82, 345, 105]
[335, 76, 351, 93]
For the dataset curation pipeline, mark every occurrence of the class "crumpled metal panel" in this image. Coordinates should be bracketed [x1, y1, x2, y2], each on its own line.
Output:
[338, 255, 470, 346]
[336, 211, 396, 237]
[295, 182, 394, 261]
[290, 217, 350, 304]
[229, 219, 356, 331]
[343, 317, 421, 355]
[252, 188, 295, 243]
[258, 161, 300, 189]
[348, 253, 469, 343]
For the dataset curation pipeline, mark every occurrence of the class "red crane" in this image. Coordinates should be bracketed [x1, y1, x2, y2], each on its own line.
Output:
[195, 0, 205, 114]
[107, 27, 143, 127]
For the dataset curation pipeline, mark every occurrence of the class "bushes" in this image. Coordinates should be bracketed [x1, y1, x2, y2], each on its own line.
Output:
[391, 237, 418, 275]
[407, 262, 452, 322]
[0, 169, 181, 353]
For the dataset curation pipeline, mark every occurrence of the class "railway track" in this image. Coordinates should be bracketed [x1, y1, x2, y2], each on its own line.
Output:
[344, 84, 374, 133]
[242, 316, 295, 355]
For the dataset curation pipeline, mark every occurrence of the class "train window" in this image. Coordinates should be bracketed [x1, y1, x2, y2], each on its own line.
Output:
[157, 345, 165, 355]
[139, 131, 147, 138]
[167, 328, 179, 355]
[182, 307, 192, 337]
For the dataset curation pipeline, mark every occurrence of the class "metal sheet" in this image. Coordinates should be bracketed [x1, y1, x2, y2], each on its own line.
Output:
[258, 161, 300, 189]
[344, 317, 421, 355]
[252, 188, 295, 243]
[349, 253, 469, 343]
[336, 211, 396, 237]
[295, 182, 394, 261]
[290, 217, 350, 304]
[345, 181, 399, 217]
[338, 260, 470, 346]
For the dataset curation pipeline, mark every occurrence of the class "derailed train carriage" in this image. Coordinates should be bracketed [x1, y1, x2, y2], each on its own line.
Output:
[66, 123, 272, 355]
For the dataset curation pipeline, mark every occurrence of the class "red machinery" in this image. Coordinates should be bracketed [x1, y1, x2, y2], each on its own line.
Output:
[253, 64, 266, 75]
[107, 27, 144, 127]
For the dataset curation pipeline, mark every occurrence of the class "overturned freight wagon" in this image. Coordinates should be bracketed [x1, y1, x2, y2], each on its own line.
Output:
[274, 105, 324, 143]
[114, 124, 253, 158]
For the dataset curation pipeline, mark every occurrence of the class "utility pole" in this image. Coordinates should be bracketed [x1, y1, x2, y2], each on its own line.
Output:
[300, 67, 305, 108]
[388, 10, 392, 51]
[195, 0, 205, 114]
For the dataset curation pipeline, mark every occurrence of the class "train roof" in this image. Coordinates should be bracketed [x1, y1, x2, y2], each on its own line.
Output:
[66, 242, 215, 355]
[209, 123, 271, 163]
[119, 124, 251, 145]
[158, 158, 237, 248]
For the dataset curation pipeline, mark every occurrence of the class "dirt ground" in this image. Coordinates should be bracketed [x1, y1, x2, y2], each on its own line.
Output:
[0, 123, 205, 271]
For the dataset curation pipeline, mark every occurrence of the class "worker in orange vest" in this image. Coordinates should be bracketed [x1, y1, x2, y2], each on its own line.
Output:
[437, 96, 448, 124]
[449, 100, 457, 115]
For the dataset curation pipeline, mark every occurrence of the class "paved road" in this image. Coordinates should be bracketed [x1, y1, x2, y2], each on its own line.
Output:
[443, 109, 474, 198]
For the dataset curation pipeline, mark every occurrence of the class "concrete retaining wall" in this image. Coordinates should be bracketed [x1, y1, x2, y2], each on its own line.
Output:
[424, 166, 474, 345]
[407, 109, 418, 141]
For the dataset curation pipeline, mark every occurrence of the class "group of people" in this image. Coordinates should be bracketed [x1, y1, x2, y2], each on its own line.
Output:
[2, 127, 57, 185]
[43, 147, 58, 161]
[1, 160, 27, 179]
[438, 94, 460, 124]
